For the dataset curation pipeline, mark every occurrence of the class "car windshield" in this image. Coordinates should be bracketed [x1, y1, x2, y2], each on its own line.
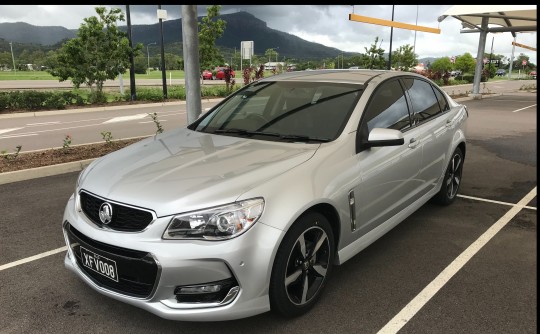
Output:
[190, 81, 363, 143]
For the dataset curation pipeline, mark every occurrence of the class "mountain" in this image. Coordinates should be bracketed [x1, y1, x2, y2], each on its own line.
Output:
[0, 22, 76, 45]
[0, 11, 357, 60]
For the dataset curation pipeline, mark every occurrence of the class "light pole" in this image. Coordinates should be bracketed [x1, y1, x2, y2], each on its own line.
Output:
[146, 42, 157, 73]
[487, 35, 494, 79]
[388, 5, 395, 70]
[9, 42, 16, 73]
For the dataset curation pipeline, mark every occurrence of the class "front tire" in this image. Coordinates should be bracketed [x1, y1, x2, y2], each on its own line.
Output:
[434, 147, 464, 205]
[269, 212, 335, 317]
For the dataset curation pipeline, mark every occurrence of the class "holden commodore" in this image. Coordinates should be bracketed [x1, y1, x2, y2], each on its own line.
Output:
[63, 69, 468, 321]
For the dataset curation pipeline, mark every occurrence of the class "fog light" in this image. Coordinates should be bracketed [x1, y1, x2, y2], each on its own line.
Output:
[174, 277, 238, 304]
[177, 284, 221, 294]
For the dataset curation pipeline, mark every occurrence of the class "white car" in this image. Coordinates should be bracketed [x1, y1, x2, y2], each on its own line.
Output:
[63, 69, 468, 321]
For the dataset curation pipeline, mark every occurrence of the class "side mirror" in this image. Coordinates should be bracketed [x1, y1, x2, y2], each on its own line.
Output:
[366, 128, 404, 147]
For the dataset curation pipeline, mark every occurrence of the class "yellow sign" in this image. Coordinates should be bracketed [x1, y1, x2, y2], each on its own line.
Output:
[349, 13, 441, 34]
[512, 42, 536, 52]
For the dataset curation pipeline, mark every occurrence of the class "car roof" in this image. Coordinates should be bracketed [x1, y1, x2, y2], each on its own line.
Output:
[257, 69, 425, 85]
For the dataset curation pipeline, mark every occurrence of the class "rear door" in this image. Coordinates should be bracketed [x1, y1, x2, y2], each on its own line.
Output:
[401, 77, 454, 194]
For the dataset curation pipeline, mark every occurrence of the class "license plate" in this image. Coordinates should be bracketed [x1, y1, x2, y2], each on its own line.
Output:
[80, 246, 119, 282]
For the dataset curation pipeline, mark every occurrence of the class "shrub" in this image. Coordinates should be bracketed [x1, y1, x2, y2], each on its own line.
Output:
[0, 92, 9, 110]
[461, 74, 475, 83]
[43, 94, 66, 109]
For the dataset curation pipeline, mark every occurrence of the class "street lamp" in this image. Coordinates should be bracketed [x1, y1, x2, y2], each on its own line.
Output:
[9, 42, 16, 73]
[146, 42, 157, 73]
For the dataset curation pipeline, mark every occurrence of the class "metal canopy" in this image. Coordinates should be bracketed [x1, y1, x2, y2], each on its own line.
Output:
[439, 5, 537, 36]
[438, 5, 537, 98]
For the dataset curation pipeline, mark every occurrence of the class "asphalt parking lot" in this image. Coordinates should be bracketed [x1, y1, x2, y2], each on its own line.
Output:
[0, 92, 536, 333]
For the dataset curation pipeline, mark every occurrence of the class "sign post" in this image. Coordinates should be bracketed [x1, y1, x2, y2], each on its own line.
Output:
[240, 41, 254, 71]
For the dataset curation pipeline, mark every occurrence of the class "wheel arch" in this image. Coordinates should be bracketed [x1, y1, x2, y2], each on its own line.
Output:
[300, 203, 341, 257]
[457, 141, 466, 159]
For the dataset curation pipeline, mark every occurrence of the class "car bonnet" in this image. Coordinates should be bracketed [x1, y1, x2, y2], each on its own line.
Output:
[79, 127, 319, 217]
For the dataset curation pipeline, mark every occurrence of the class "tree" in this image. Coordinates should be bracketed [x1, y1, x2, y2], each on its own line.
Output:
[512, 53, 535, 71]
[454, 52, 476, 74]
[431, 57, 453, 74]
[430, 57, 453, 84]
[264, 48, 279, 63]
[392, 44, 417, 71]
[46, 7, 141, 101]
[198, 5, 226, 71]
[0, 52, 13, 69]
[361, 37, 386, 69]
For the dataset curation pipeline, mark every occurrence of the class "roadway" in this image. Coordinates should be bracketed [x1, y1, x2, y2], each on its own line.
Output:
[0, 100, 221, 152]
[0, 93, 536, 333]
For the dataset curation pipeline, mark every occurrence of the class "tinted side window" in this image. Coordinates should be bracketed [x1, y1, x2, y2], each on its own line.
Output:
[364, 79, 411, 132]
[433, 87, 449, 112]
[402, 78, 441, 124]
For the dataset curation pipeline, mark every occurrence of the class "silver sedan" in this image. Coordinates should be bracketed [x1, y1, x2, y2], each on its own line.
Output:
[62, 69, 468, 321]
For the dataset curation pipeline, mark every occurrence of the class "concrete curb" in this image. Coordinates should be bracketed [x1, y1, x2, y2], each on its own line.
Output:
[454, 92, 503, 102]
[0, 159, 95, 185]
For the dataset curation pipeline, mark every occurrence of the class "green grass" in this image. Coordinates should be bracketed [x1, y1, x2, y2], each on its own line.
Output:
[0, 71, 58, 80]
[135, 70, 185, 80]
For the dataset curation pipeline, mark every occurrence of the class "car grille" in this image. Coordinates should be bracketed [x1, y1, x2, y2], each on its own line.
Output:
[79, 191, 154, 232]
[66, 223, 159, 298]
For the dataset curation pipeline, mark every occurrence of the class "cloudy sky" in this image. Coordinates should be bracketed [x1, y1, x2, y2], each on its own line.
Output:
[0, 5, 536, 64]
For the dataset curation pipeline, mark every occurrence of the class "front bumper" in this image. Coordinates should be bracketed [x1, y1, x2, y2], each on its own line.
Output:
[62, 195, 284, 321]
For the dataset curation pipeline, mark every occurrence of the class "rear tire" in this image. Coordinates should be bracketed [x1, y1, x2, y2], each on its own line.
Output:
[434, 147, 464, 205]
[269, 212, 334, 317]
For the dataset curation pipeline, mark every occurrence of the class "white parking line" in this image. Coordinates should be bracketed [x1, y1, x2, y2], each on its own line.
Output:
[0, 133, 38, 139]
[458, 194, 536, 210]
[139, 120, 169, 124]
[0, 127, 23, 135]
[377, 186, 537, 334]
[26, 121, 61, 126]
[0, 246, 67, 272]
[102, 114, 149, 124]
[512, 104, 536, 113]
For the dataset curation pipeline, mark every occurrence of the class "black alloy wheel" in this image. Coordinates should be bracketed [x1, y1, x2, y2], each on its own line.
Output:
[270, 212, 334, 316]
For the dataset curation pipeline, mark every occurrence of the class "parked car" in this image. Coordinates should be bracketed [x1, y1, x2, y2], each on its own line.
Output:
[450, 70, 462, 77]
[529, 71, 537, 79]
[214, 66, 235, 80]
[63, 69, 468, 321]
[201, 69, 213, 80]
[496, 69, 506, 76]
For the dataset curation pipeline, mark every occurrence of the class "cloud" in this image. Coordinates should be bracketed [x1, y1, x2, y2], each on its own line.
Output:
[0, 5, 536, 64]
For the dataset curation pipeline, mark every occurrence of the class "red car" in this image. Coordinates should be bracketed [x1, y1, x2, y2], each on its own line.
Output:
[201, 67, 235, 80]
[529, 71, 536, 79]
[214, 66, 235, 80]
[201, 70, 213, 80]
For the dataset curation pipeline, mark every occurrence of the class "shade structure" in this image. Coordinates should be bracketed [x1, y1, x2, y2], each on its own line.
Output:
[440, 5, 536, 34]
[438, 5, 537, 97]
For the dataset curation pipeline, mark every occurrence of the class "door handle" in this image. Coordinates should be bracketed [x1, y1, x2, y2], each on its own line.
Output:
[408, 138, 418, 149]
[445, 119, 453, 127]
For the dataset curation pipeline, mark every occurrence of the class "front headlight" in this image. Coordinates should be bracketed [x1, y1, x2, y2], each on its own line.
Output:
[163, 198, 264, 240]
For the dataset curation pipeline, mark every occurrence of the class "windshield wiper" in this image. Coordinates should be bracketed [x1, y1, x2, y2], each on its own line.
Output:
[214, 129, 330, 143]
[279, 134, 331, 143]
[213, 128, 279, 137]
